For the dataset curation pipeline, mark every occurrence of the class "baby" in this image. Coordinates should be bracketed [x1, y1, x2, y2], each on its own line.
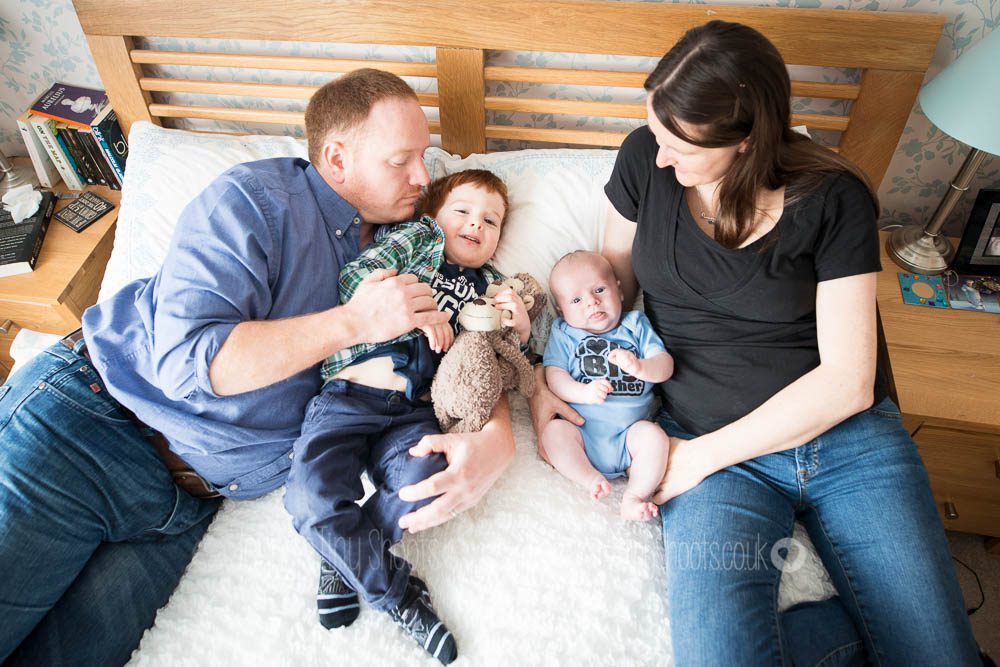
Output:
[284, 169, 530, 665]
[542, 251, 673, 521]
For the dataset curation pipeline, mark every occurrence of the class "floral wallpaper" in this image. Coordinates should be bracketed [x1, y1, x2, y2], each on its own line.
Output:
[1, 0, 997, 233]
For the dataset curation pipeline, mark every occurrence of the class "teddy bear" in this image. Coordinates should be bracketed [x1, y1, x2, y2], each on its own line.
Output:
[431, 272, 547, 433]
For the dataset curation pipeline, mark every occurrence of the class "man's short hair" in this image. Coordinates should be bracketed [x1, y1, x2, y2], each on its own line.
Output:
[418, 169, 510, 223]
[305, 68, 419, 164]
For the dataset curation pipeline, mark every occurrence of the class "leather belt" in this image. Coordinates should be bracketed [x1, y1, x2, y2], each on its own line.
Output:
[61, 330, 222, 500]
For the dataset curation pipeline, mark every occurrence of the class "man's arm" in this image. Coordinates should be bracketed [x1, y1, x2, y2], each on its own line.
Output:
[653, 273, 878, 503]
[396, 395, 516, 533]
[210, 269, 446, 396]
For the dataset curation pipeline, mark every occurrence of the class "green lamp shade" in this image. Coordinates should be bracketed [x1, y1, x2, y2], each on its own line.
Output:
[918, 27, 1000, 157]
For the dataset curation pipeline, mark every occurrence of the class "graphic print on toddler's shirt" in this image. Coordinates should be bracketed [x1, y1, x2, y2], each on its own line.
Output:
[574, 337, 645, 396]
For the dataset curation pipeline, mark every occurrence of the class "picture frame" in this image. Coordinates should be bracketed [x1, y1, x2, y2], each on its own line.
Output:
[952, 188, 1000, 276]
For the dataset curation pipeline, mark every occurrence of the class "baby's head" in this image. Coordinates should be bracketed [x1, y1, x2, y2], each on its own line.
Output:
[419, 169, 508, 269]
[549, 251, 623, 334]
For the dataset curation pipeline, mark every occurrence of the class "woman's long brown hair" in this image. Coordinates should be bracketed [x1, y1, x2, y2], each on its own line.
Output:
[645, 20, 879, 249]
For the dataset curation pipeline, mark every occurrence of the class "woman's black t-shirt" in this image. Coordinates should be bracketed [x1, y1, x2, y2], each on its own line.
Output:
[604, 127, 886, 436]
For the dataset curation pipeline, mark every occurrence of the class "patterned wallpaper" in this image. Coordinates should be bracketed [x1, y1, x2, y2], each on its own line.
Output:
[1, 0, 997, 233]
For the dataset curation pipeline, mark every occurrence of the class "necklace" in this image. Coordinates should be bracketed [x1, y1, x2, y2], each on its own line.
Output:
[691, 187, 719, 225]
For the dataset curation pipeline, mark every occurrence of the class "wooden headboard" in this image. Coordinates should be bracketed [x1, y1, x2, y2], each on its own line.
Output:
[72, 0, 943, 188]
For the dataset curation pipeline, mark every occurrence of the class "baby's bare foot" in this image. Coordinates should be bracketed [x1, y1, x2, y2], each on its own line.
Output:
[589, 475, 611, 501]
[621, 494, 658, 521]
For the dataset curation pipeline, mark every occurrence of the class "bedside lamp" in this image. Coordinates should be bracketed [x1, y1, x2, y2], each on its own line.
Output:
[887, 27, 1000, 274]
[0, 148, 39, 196]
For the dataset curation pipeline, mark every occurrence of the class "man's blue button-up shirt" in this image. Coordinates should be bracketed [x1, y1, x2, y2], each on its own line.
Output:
[83, 158, 361, 499]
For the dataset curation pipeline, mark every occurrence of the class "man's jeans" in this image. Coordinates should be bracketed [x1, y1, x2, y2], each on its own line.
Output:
[657, 397, 980, 666]
[0, 341, 220, 666]
[284, 379, 447, 611]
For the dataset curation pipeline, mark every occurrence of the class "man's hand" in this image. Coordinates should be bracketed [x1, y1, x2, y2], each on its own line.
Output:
[345, 269, 448, 344]
[420, 322, 455, 354]
[608, 348, 641, 377]
[397, 402, 516, 533]
[493, 288, 531, 344]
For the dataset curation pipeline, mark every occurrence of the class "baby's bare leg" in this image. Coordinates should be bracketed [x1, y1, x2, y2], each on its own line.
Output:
[621, 420, 670, 521]
[540, 420, 611, 501]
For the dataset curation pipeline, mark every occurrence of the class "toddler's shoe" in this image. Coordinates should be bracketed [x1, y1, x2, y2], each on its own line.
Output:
[387, 576, 457, 665]
[317, 559, 360, 629]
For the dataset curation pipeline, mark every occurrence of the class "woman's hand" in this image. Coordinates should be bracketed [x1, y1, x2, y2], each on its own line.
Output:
[651, 437, 718, 505]
[397, 400, 516, 533]
[527, 364, 584, 460]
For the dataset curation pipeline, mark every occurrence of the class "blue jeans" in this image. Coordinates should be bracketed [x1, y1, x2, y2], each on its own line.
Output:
[0, 341, 220, 666]
[283, 379, 447, 611]
[657, 398, 980, 667]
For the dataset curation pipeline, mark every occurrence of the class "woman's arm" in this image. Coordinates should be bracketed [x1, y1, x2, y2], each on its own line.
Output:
[602, 197, 639, 309]
[654, 272, 878, 503]
[396, 395, 516, 532]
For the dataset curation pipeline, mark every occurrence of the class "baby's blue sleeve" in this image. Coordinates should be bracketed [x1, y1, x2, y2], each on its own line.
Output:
[626, 311, 668, 358]
[543, 319, 574, 372]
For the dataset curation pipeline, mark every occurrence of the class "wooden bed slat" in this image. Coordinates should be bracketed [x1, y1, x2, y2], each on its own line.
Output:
[485, 96, 850, 132]
[148, 103, 442, 134]
[485, 66, 862, 101]
[131, 50, 437, 77]
[485, 125, 629, 148]
[139, 77, 439, 108]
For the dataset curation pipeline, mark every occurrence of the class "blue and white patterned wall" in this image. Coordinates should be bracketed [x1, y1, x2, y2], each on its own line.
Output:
[1, 0, 997, 233]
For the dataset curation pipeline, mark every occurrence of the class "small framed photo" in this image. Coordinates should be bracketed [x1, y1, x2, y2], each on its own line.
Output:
[952, 188, 1000, 276]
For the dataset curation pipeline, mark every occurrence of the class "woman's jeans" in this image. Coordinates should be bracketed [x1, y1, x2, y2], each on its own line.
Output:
[0, 341, 220, 666]
[657, 397, 980, 667]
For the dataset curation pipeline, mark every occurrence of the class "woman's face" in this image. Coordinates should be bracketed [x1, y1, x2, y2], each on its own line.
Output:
[645, 96, 745, 188]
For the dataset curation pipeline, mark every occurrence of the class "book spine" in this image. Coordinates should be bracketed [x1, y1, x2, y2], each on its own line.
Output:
[78, 130, 116, 189]
[16, 115, 61, 188]
[27, 196, 55, 270]
[30, 109, 91, 130]
[29, 116, 83, 190]
[91, 110, 126, 184]
[56, 126, 94, 186]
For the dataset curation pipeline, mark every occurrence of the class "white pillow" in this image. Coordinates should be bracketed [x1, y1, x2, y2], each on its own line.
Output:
[102, 123, 309, 300]
[106, 123, 618, 351]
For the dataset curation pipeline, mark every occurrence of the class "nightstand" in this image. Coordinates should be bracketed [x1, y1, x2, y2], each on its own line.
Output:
[0, 165, 120, 378]
[877, 231, 1000, 551]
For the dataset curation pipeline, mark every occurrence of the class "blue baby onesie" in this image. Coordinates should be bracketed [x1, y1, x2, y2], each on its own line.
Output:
[543, 310, 667, 477]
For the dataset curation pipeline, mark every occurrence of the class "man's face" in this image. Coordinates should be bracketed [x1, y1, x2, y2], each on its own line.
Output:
[342, 97, 431, 224]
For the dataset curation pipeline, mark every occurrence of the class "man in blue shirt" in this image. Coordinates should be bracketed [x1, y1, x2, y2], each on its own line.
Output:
[0, 69, 516, 666]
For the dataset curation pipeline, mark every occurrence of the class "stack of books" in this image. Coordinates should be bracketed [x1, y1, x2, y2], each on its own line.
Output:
[16, 83, 129, 191]
[0, 191, 56, 278]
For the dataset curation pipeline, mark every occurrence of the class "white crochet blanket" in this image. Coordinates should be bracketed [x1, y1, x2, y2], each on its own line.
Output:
[126, 393, 836, 665]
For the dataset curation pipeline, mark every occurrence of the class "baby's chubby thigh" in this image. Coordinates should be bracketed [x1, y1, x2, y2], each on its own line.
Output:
[623, 419, 671, 474]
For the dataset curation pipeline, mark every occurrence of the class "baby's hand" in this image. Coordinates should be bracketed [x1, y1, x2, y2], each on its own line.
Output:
[420, 322, 455, 354]
[581, 379, 613, 404]
[493, 288, 531, 344]
[608, 348, 642, 377]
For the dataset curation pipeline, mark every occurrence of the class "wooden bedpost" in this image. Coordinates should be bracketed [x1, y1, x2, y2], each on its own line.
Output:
[85, 34, 157, 137]
[436, 48, 487, 156]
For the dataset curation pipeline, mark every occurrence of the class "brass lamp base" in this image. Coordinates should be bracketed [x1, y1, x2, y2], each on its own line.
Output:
[886, 224, 956, 275]
[0, 162, 40, 195]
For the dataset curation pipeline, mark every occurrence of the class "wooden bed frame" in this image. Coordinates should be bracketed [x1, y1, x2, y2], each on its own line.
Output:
[73, 0, 943, 190]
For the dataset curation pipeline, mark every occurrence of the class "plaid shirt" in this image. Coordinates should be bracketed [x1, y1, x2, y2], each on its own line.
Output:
[321, 216, 504, 380]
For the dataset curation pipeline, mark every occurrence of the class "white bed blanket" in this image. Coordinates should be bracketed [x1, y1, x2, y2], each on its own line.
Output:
[122, 392, 835, 665]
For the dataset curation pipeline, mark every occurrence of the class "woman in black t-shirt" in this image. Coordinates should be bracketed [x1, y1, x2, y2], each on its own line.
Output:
[529, 21, 979, 666]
